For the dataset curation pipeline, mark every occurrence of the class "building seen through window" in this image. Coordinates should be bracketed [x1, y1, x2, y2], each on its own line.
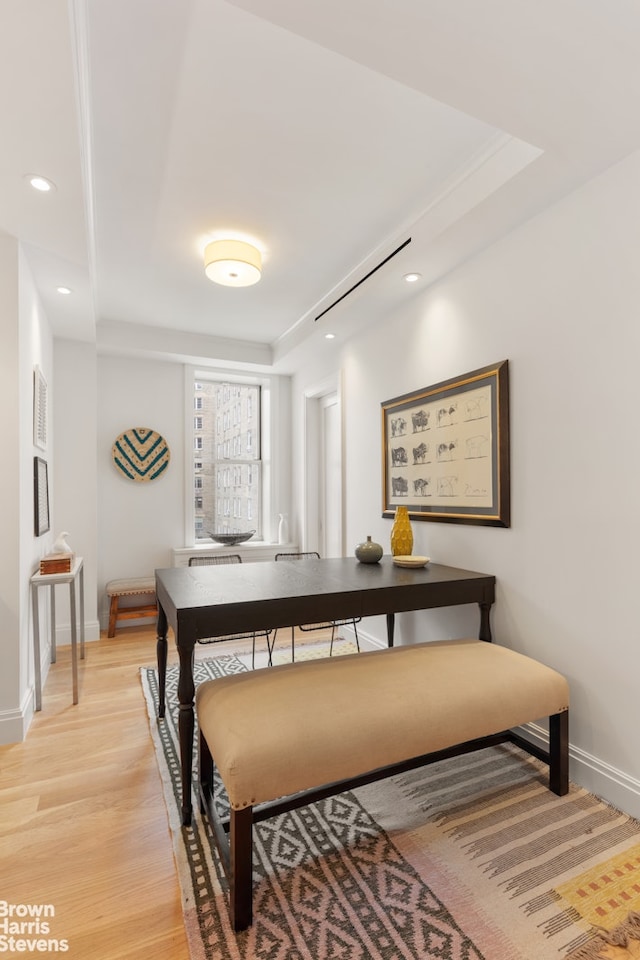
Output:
[193, 380, 261, 541]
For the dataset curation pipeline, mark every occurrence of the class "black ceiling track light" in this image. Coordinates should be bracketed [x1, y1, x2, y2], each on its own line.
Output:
[314, 237, 412, 322]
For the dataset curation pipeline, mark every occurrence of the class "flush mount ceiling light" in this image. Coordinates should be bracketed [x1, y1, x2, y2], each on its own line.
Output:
[403, 272, 422, 283]
[204, 239, 262, 287]
[56, 286, 72, 295]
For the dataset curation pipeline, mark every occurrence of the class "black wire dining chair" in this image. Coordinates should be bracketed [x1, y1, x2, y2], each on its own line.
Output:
[270, 551, 361, 662]
[188, 554, 273, 667]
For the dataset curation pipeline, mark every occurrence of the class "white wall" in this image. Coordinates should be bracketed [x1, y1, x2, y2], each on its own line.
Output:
[291, 147, 640, 817]
[0, 235, 22, 739]
[52, 339, 100, 642]
[96, 355, 185, 627]
[19, 250, 56, 727]
[95, 358, 293, 628]
[0, 238, 57, 744]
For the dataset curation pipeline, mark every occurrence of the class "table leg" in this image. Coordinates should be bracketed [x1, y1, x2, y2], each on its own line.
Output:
[386, 613, 395, 647]
[156, 604, 168, 720]
[50, 585, 57, 663]
[177, 640, 196, 826]
[479, 601, 493, 643]
[79, 565, 86, 659]
[31, 585, 42, 712]
[70, 580, 79, 705]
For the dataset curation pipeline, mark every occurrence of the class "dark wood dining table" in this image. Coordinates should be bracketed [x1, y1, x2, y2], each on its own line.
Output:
[154, 556, 496, 825]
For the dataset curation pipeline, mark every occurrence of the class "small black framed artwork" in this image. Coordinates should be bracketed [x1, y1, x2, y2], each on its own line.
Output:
[381, 360, 510, 527]
[34, 456, 50, 536]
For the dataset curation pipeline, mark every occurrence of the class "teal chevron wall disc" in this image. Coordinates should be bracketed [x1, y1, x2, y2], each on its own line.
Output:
[112, 427, 170, 482]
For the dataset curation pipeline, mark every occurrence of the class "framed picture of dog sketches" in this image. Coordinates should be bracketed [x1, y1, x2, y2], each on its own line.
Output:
[381, 360, 510, 527]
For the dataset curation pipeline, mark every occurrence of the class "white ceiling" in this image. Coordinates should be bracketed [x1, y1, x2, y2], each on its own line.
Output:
[3, 0, 640, 371]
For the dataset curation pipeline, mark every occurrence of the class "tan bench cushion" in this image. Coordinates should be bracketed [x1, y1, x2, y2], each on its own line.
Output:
[196, 638, 569, 810]
[106, 577, 155, 597]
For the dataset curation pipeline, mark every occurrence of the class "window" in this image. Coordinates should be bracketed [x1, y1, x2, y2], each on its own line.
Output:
[191, 378, 262, 541]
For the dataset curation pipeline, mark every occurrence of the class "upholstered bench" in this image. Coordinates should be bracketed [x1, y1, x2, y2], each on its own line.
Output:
[106, 577, 157, 637]
[196, 638, 570, 931]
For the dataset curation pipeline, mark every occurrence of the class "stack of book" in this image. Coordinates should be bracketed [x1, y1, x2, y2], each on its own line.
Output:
[39, 552, 75, 575]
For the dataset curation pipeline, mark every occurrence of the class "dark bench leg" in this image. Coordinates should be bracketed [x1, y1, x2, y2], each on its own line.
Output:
[199, 728, 213, 812]
[199, 730, 254, 930]
[549, 710, 569, 796]
[230, 806, 254, 932]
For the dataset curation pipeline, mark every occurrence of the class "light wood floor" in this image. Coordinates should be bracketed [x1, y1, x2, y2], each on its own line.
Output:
[0, 627, 190, 960]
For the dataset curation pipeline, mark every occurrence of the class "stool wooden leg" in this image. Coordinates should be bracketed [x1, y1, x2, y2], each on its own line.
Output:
[108, 595, 118, 638]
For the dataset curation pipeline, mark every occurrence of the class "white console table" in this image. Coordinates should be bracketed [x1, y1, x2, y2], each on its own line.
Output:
[30, 556, 85, 710]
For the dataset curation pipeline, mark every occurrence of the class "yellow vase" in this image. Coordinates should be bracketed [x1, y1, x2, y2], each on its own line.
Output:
[390, 506, 413, 556]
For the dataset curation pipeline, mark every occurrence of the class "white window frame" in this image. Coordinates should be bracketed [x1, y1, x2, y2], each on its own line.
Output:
[183, 366, 290, 547]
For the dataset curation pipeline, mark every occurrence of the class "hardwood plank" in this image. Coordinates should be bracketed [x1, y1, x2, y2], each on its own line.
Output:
[1, 624, 340, 958]
[0, 627, 190, 960]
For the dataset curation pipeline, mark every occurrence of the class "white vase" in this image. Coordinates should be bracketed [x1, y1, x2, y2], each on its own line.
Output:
[277, 513, 289, 544]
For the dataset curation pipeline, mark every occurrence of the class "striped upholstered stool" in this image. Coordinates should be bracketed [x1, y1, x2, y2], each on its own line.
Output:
[106, 577, 157, 637]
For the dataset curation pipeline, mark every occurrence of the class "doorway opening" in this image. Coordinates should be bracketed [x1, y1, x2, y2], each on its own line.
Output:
[304, 383, 342, 557]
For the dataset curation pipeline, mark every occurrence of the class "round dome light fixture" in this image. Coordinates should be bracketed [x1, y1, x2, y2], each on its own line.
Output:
[204, 239, 262, 287]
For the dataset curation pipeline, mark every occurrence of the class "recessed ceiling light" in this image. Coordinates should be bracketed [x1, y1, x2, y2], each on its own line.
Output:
[324, 333, 336, 340]
[403, 272, 421, 283]
[56, 286, 72, 295]
[26, 175, 56, 193]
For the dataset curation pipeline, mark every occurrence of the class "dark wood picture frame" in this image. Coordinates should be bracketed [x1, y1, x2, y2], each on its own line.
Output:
[34, 456, 50, 536]
[381, 360, 510, 527]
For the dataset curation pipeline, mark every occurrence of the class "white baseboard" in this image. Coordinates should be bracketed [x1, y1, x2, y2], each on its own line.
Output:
[518, 722, 640, 820]
[349, 626, 640, 820]
[55, 618, 101, 646]
[0, 689, 34, 745]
